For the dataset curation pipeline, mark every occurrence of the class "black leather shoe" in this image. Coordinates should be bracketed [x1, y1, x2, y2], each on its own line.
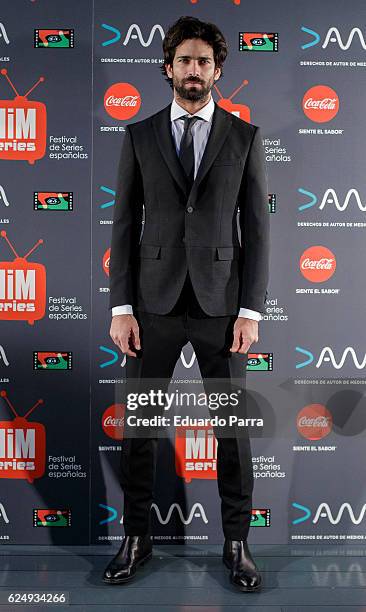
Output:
[103, 535, 152, 584]
[223, 539, 262, 592]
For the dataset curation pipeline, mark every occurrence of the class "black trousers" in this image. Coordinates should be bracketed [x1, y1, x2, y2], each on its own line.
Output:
[119, 273, 254, 540]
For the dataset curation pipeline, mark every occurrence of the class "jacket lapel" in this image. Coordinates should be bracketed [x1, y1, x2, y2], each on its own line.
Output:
[152, 101, 233, 198]
[152, 103, 190, 195]
[191, 102, 232, 196]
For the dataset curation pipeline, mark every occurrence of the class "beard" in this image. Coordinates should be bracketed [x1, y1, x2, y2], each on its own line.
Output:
[173, 75, 214, 101]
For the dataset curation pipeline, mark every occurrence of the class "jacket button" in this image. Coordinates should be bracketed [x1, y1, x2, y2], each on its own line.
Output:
[186, 206, 194, 213]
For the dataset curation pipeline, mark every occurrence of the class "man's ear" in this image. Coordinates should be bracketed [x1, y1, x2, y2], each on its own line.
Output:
[214, 66, 221, 81]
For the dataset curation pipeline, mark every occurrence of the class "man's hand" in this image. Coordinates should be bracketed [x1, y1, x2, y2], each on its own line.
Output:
[230, 317, 259, 354]
[110, 314, 141, 357]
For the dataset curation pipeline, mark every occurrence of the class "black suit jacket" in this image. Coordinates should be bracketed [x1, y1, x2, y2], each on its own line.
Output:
[109, 101, 269, 317]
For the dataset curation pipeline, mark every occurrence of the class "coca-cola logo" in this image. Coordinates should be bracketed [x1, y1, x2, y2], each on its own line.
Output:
[301, 258, 334, 270]
[299, 246, 336, 282]
[297, 404, 333, 440]
[104, 83, 141, 120]
[302, 85, 339, 123]
[102, 247, 110, 277]
[102, 404, 125, 440]
[105, 95, 139, 108]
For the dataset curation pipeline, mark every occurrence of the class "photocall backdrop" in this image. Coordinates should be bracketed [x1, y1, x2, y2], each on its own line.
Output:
[1, 0, 365, 546]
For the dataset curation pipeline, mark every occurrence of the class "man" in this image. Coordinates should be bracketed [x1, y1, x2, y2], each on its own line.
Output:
[104, 16, 269, 593]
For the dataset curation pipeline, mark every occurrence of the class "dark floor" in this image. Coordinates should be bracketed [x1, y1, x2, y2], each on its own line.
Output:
[0, 544, 366, 610]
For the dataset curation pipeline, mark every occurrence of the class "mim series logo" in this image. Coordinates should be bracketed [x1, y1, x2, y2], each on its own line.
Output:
[0, 69, 46, 163]
[213, 80, 250, 122]
[175, 426, 218, 482]
[298, 188, 366, 213]
[301, 26, 366, 51]
[0, 231, 46, 324]
[0, 390, 46, 483]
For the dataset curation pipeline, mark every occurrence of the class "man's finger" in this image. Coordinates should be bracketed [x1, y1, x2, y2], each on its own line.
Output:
[238, 340, 251, 354]
[132, 325, 141, 350]
[230, 329, 242, 352]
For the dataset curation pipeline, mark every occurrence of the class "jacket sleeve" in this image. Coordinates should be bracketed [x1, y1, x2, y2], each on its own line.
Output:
[108, 125, 144, 309]
[238, 126, 270, 314]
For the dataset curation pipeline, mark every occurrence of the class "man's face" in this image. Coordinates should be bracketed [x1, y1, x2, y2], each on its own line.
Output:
[165, 38, 221, 101]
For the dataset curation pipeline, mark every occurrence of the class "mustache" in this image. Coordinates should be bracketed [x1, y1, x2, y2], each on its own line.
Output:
[184, 78, 203, 84]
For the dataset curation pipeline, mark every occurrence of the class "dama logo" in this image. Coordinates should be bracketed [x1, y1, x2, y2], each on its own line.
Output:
[299, 246, 336, 283]
[292, 501, 366, 525]
[0, 69, 46, 163]
[301, 26, 366, 51]
[0, 185, 10, 208]
[298, 188, 366, 212]
[0, 390, 46, 483]
[0, 503, 9, 523]
[302, 85, 339, 123]
[0, 231, 46, 324]
[99, 345, 126, 368]
[296, 345, 366, 370]
[213, 80, 250, 121]
[101, 23, 164, 47]
[175, 426, 217, 482]
[98, 501, 208, 525]
[34, 29, 74, 48]
[102, 404, 125, 440]
[152, 502, 208, 525]
[104, 83, 141, 120]
[297, 404, 332, 440]
[0, 345, 9, 367]
[0, 23, 9, 45]
[102, 248, 110, 277]
[99, 185, 115, 209]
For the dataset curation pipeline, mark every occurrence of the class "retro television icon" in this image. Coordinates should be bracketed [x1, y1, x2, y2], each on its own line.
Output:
[0, 69, 46, 164]
[214, 79, 250, 122]
[0, 230, 46, 325]
[0, 390, 46, 484]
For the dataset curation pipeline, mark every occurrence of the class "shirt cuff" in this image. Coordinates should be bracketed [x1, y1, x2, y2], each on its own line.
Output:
[112, 305, 133, 316]
[238, 307, 262, 321]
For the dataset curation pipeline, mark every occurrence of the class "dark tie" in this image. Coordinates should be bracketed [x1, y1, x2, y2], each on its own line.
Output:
[179, 115, 202, 184]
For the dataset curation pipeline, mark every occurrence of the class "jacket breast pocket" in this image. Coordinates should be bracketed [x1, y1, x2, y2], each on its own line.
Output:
[212, 158, 243, 167]
[138, 245, 161, 259]
[216, 246, 240, 260]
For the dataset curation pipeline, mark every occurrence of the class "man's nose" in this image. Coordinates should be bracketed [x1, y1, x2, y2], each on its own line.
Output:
[187, 60, 201, 74]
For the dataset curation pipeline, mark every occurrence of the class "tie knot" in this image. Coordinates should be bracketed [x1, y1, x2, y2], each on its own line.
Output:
[183, 115, 202, 130]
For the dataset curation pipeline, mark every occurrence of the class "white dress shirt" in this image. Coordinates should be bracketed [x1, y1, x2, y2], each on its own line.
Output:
[112, 94, 262, 321]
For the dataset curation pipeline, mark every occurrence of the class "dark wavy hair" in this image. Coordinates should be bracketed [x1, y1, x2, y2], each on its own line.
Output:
[160, 16, 228, 88]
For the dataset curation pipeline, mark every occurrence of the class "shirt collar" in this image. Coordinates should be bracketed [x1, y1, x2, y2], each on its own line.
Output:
[170, 94, 215, 123]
